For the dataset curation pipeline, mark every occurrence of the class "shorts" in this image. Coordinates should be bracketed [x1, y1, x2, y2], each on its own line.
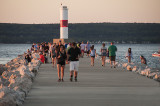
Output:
[57, 61, 65, 66]
[70, 61, 79, 71]
[52, 55, 56, 58]
[101, 53, 107, 56]
[91, 56, 95, 58]
[109, 56, 116, 61]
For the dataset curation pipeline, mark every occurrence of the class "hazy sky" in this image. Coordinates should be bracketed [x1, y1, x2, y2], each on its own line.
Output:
[0, 0, 160, 24]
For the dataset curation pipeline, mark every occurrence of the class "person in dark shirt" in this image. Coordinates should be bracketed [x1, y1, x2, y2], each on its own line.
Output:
[56, 46, 67, 82]
[67, 42, 81, 82]
[56, 40, 65, 53]
[44, 43, 49, 53]
[43, 43, 49, 63]
[140, 55, 147, 65]
[25, 54, 31, 63]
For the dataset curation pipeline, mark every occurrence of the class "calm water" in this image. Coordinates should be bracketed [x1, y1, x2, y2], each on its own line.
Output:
[0, 44, 32, 64]
[0, 44, 159, 69]
[95, 44, 160, 69]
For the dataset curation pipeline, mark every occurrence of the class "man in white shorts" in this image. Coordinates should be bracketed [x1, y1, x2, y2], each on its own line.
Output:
[67, 42, 81, 82]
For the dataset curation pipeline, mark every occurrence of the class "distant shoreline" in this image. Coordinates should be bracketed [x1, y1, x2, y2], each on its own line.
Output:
[1, 22, 160, 24]
[1, 23, 160, 43]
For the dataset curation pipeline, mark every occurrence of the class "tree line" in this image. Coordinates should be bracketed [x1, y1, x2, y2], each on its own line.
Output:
[0, 23, 160, 43]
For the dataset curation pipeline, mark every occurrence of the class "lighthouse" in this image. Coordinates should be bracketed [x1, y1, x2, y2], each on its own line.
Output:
[60, 5, 68, 39]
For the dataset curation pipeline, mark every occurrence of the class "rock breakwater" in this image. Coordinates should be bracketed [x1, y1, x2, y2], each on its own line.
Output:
[105, 59, 160, 82]
[0, 53, 41, 106]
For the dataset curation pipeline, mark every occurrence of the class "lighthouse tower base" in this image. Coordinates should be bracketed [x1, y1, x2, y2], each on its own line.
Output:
[53, 39, 71, 44]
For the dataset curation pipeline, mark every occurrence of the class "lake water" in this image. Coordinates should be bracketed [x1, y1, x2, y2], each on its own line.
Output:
[94, 44, 160, 69]
[0, 44, 32, 64]
[0, 44, 159, 69]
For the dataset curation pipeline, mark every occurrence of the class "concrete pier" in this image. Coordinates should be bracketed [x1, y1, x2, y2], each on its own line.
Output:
[24, 57, 160, 106]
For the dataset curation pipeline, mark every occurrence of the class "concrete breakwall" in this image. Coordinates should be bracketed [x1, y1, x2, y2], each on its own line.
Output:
[0, 53, 41, 106]
[105, 58, 160, 82]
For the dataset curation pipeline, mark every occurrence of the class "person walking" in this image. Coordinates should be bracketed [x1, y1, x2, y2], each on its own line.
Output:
[56, 46, 67, 82]
[108, 42, 117, 68]
[51, 44, 57, 67]
[80, 41, 86, 58]
[67, 42, 81, 82]
[86, 41, 91, 57]
[44, 43, 49, 63]
[49, 43, 53, 58]
[90, 45, 96, 66]
[56, 40, 65, 53]
[100, 43, 107, 66]
[125, 48, 132, 63]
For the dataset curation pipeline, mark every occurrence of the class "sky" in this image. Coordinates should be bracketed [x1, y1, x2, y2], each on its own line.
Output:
[0, 0, 160, 24]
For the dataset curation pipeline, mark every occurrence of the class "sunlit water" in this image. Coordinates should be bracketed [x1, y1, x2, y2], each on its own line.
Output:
[0, 44, 159, 69]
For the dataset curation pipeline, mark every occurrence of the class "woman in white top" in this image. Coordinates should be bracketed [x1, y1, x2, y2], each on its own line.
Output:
[100, 43, 107, 66]
[125, 48, 132, 63]
[90, 45, 96, 66]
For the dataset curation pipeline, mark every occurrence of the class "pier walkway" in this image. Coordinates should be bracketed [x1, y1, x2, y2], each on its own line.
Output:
[24, 57, 160, 106]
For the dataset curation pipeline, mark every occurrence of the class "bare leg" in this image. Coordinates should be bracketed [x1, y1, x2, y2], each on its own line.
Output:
[110, 61, 112, 68]
[102, 56, 105, 66]
[70, 71, 73, 81]
[57, 64, 60, 81]
[93, 58, 94, 66]
[91, 57, 94, 66]
[91, 57, 92, 66]
[74, 71, 78, 81]
[103, 56, 106, 66]
[113, 61, 116, 68]
[61, 66, 64, 81]
[82, 52, 84, 57]
[101, 56, 103, 66]
[52, 58, 54, 66]
[128, 56, 131, 63]
[114, 56, 116, 68]
[54, 58, 56, 67]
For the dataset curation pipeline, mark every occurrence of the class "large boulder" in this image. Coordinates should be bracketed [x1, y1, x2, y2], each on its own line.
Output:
[153, 72, 160, 81]
[122, 63, 128, 68]
[16, 65, 34, 79]
[0, 65, 7, 75]
[105, 59, 110, 63]
[0, 84, 25, 106]
[0, 86, 17, 106]
[127, 65, 132, 71]
[0, 52, 41, 106]
[132, 66, 138, 72]
[140, 68, 151, 76]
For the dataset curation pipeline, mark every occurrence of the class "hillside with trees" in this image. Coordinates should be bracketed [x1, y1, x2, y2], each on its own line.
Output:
[0, 23, 160, 43]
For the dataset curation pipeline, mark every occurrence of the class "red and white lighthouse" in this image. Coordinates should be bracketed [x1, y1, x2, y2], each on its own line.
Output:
[60, 5, 68, 39]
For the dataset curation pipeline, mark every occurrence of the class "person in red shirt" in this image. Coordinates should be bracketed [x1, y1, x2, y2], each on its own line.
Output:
[38, 52, 45, 63]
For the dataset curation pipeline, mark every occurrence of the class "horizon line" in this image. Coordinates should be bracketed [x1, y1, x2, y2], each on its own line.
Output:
[0, 22, 160, 24]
